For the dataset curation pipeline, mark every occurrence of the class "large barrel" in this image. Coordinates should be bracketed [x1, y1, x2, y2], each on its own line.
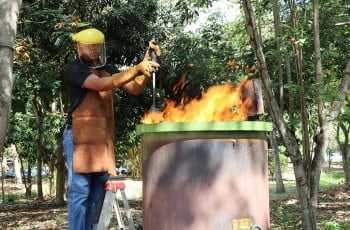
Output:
[137, 121, 273, 230]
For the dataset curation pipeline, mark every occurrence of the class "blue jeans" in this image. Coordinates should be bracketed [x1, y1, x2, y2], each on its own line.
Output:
[63, 128, 108, 230]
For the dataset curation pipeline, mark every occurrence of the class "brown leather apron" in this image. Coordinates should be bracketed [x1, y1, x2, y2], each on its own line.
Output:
[72, 69, 116, 175]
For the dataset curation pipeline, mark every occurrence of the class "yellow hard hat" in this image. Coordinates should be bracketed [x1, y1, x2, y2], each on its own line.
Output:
[72, 28, 105, 44]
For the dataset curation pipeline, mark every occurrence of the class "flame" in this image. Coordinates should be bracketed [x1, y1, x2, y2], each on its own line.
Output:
[141, 78, 253, 124]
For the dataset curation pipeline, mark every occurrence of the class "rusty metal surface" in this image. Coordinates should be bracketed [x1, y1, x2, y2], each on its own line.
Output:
[241, 79, 264, 117]
[141, 136, 270, 230]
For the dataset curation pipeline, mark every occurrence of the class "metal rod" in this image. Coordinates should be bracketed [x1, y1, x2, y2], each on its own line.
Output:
[152, 72, 156, 109]
[150, 50, 157, 110]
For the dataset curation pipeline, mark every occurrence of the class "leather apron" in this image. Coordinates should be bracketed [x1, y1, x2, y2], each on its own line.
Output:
[72, 69, 116, 175]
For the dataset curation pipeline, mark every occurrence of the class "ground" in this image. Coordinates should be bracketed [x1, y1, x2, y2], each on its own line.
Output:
[0, 178, 142, 230]
[0, 169, 349, 229]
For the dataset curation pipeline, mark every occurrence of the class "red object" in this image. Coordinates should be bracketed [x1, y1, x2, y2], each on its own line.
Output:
[104, 181, 125, 192]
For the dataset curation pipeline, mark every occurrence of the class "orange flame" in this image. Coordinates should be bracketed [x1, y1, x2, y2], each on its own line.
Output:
[141, 78, 253, 124]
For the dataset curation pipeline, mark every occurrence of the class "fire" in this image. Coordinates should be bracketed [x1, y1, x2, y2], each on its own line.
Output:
[141, 77, 253, 124]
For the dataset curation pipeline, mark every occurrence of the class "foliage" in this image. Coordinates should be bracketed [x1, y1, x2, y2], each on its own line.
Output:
[323, 221, 340, 230]
[128, 147, 142, 180]
[8, 0, 161, 176]
[1, 193, 22, 204]
[6, 113, 37, 165]
[5, 1, 350, 216]
[159, 14, 254, 105]
[174, 0, 213, 25]
[336, 94, 350, 167]
[319, 172, 345, 188]
[9, 0, 257, 194]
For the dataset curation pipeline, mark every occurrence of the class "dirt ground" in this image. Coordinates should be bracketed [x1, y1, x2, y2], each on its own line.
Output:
[0, 169, 349, 229]
[0, 178, 143, 230]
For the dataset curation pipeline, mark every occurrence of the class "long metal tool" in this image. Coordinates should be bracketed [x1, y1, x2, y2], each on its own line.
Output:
[150, 49, 158, 111]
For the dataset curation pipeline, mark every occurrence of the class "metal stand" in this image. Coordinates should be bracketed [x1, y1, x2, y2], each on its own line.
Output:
[93, 177, 135, 230]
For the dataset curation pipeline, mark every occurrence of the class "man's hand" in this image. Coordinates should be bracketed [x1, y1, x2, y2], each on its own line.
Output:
[149, 39, 161, 57]
[135, 60, 160, 78]
[132, 40, 161, 87]
[144, 39, 161, 61]
[111, 60, 159, 88]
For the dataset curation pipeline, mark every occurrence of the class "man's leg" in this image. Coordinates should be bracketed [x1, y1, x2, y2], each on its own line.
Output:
[63, 129, 91, 230]
[86, 172, 109, 229]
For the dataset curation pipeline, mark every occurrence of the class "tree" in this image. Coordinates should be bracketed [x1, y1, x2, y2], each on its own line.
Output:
[8, 0, 162, 199]
[0, 0, 22, 158]
[336, 78, 350, 187]
[4, 3, 349, 228]
[6, 112, 38, 197]
[242, 0, 350, 229]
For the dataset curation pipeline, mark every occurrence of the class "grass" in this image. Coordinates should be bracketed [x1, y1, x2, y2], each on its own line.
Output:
[319, 172, 345, 188]
[1, 167, 347, 229]
[269, 169, 348, 230]
[270, 171, 345, 199]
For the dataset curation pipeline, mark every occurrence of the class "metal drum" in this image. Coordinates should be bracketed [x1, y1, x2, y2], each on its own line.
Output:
[137, 121, 273, 230]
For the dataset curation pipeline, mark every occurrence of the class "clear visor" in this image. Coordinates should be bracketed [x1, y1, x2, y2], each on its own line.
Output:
[77, 42, 106, 69]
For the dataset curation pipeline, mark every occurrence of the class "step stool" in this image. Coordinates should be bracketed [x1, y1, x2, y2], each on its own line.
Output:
[93, 177, 135, 230]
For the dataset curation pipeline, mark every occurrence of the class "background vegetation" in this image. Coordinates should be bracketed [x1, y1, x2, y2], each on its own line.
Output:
[0, 0, 349, 229]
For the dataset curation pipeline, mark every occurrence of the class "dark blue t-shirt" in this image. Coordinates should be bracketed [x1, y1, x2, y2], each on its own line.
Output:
[63, 58, 118, 124]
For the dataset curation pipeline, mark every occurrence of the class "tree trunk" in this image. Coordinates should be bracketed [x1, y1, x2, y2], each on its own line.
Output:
[271, 0, 286, 194]
[10, 144, 23, 186]
[290, 0, 312, 194]
[20, 158, 33, 198]
[308, 0, 324, 221]
[271, 130, 285, 193]
[48, 156, 55, 196]
[55, 137, 66, 206]
[311, 0, 350, 213]
[337, 112, 350, 187]
[55, 96, 66, 206]
[334, 58, 350, 186]
[36, 129, 44, 200]
[0, 0, 22, 154]
[241, 1, 315, 229]
[0, 45, 13, 152]
[31, 96, 44, 200]
[36, 116, 44, 199]
[271, 0, 284, 112]
[1, 156, 7, 202]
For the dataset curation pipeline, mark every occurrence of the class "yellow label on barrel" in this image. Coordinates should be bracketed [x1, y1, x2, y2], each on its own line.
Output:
[232, 218, 253, 230]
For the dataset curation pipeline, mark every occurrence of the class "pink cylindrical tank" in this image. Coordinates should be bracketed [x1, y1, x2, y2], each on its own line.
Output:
[137, 121, 272, 230]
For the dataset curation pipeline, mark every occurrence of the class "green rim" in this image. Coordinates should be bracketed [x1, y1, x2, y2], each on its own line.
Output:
[136, 121, 273, 134]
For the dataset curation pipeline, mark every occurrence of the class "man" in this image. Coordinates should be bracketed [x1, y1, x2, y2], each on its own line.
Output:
[62, 28, 160, 230]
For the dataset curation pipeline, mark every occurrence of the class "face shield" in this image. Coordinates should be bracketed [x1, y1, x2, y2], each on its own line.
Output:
[76, 42, 106, 69]
[72, 28, 107, 69]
